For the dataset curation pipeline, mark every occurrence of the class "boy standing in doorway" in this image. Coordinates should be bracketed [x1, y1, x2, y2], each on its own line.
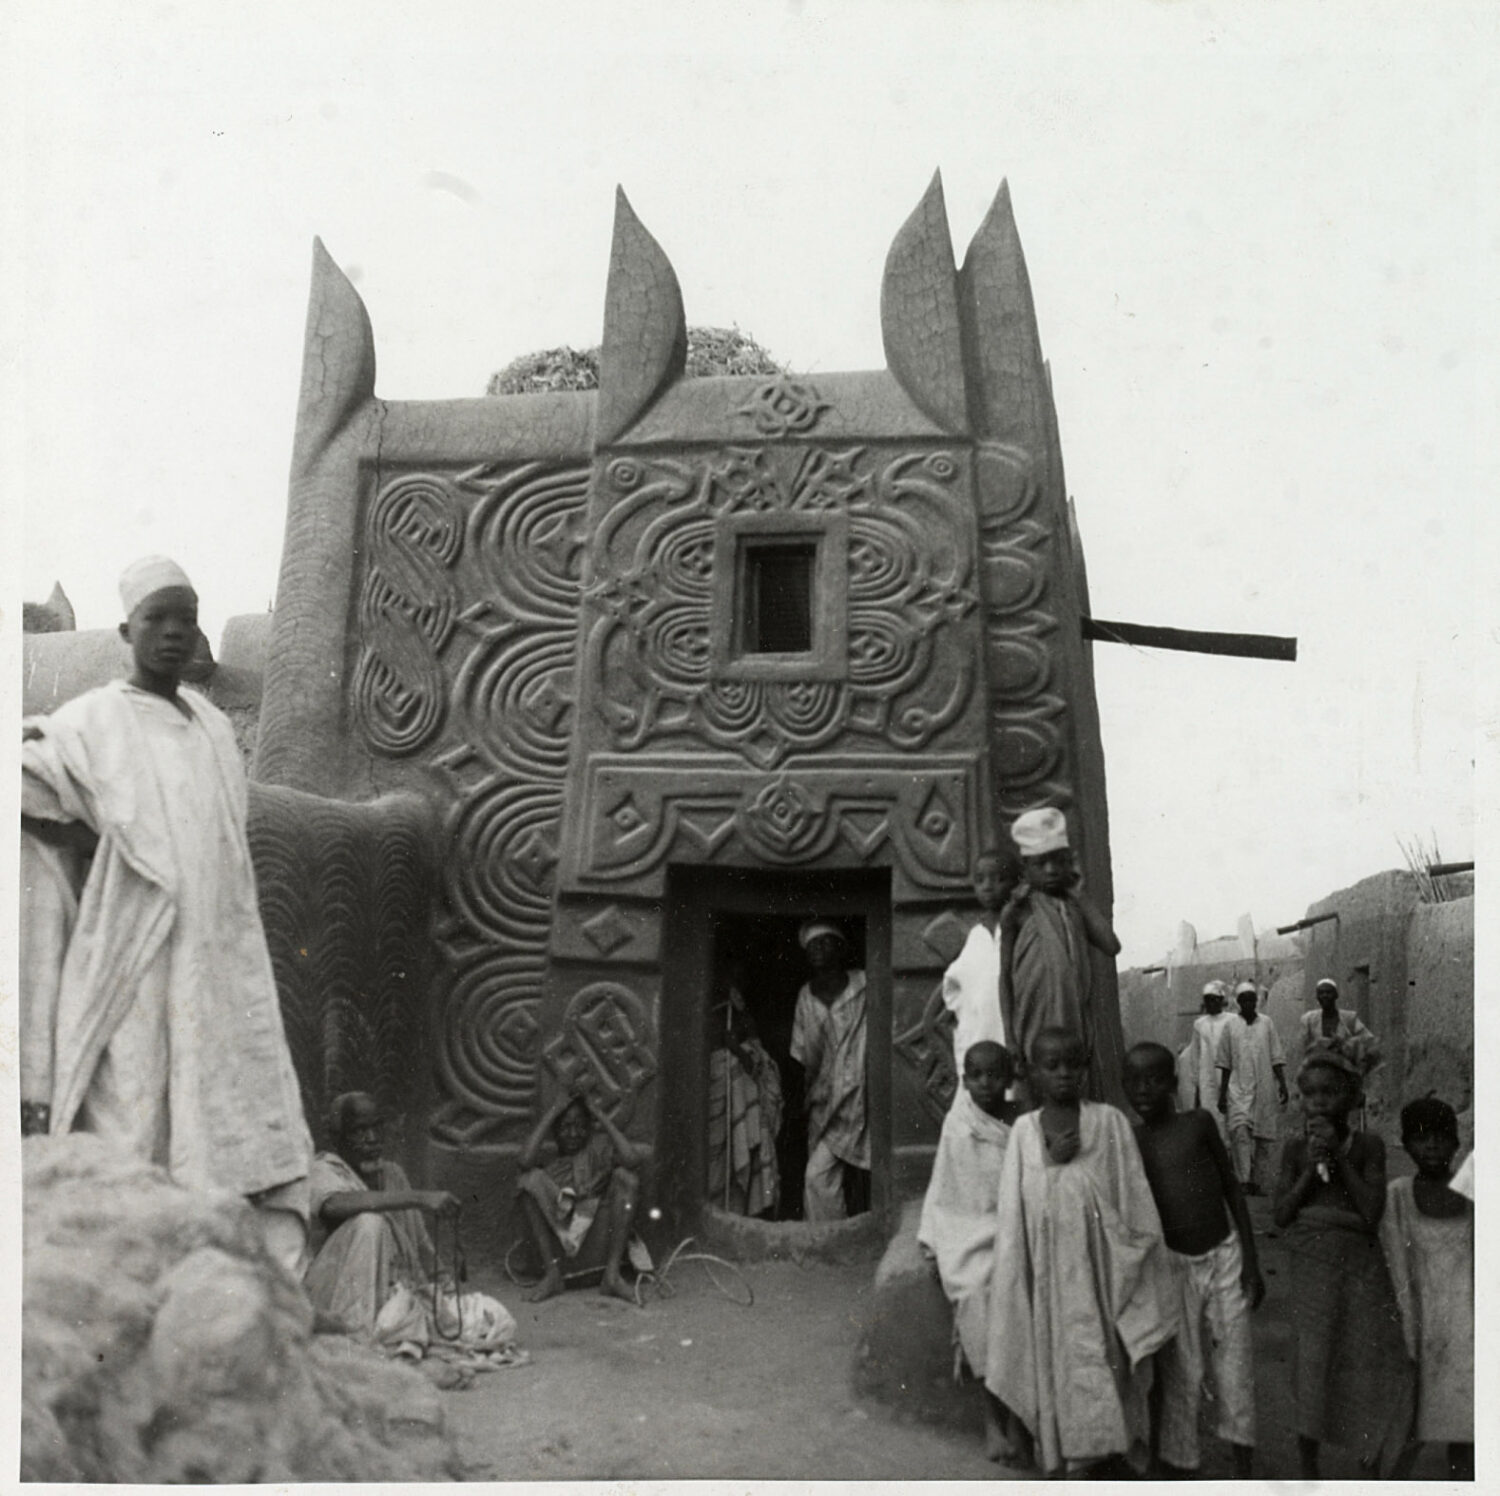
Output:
[789, 921, 868, 1220]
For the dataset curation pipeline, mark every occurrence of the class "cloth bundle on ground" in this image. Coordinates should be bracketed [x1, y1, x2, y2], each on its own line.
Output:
[917, 1086, 1011, 1378]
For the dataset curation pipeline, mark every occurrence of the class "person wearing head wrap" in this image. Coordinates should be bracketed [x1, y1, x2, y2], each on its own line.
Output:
[789, 920, 868, 1220]
[1212, 983, 1288, 1195]
[1298, 978, 1381, 1077]
[20, 558, 312, 1274]
[1272, 1042, 1414, 1478]
[1174, 981, 1236, 1139]
[1001, 807, 1122, 1104]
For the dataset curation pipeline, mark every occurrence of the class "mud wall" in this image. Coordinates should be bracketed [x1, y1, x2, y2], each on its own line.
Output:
[1402, 895, 1474, 1142]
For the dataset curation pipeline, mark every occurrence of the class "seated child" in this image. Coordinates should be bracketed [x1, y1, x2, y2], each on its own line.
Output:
[917, 1041, 1022, 1463]
[516, 1088, 649, 1303]
[1380, 1097, 1473, 1482]
[1124, 1042, 1261, 1479]
[1272, 1042, 1413, 1479]
[984, 1028, 1174, 1477]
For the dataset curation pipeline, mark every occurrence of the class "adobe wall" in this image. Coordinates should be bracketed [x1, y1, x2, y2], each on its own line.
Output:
[1402, 895, 1474, 1144]
[21, 615, 271, 766]
[1121, 869, 1473, 1144]
[1119, 952, 1304, 1059]
[1300, 869, 1420, 1128]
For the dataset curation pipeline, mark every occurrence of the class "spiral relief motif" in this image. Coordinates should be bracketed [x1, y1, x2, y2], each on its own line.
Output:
[582, 444, 979, 767]
[349, 460, 593, 1144]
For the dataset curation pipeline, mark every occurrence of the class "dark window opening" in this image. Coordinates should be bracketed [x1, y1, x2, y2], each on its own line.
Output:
[741, 542, 815, 655]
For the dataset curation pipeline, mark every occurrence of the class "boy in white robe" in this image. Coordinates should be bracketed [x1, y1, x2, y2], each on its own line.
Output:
[20, 557, 311, 1272]
[939, 850, 1021, 1110]
[984, 1027, 1175, 1477]
[918, 1040, 1022, 1462]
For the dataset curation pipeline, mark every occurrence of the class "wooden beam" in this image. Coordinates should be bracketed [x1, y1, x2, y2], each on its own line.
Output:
[1083, 617, 1297, 662]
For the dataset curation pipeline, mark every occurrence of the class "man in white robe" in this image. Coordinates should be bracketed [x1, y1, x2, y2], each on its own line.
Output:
[1214, 982, 1287, 1195]
[789, 921, 868, 1221]
[20, 557, 311, 1271]
[1178, 981, 1235, 1139]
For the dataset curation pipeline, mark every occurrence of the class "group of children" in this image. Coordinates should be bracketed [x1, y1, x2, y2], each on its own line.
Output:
[919, 1013, 1473, 1479]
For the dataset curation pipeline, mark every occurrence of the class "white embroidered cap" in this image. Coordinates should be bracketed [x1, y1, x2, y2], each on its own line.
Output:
[1010, 806, 1069, 857]
[798, 920, 843, 950]
[119, 556, 196, 616]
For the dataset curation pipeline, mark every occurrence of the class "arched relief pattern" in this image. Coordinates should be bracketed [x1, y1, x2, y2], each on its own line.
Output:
[246, 785, 434, 1147]
[582, 445, 980, 771]
[351, 461, 605, 1146]
[973, 441, 1075, 820]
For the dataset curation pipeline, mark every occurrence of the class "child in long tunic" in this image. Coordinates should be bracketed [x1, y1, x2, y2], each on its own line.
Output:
[1272, 1043, 1413, 1478]
[1380, 1097, 1473, 1481]
[917, 1041, 1020, 1463]
[984, 1028, 1175, 1477]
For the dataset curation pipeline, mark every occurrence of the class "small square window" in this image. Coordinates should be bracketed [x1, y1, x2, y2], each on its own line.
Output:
[739, 542, 815, 655]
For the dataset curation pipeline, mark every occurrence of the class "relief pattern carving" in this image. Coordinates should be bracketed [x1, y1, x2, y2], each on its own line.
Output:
[582, 445, 979, 771]
[352, 461, 602, 1145]
[973, 442, 1073, 818]
[576, 758, 975, 892]
[893, 978, 958, 1122]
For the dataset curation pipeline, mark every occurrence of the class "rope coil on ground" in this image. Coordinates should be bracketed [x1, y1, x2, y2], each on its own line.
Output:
[504, 1234, 753, 1308]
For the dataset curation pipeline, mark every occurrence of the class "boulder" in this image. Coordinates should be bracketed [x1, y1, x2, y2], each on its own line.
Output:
[850, 1198, 981, 1433]
[23, 1133, 462, 1482]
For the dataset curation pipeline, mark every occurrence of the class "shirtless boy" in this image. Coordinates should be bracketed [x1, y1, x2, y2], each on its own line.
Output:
[1125, 1042, 1261, 1478]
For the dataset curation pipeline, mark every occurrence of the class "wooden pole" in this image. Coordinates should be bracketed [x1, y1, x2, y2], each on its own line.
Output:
[1083, 618, 1297, 662]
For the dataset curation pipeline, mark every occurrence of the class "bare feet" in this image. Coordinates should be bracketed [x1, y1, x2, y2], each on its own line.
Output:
[525, 1267, 565, 1303]
[599, 1268, 636, 1303]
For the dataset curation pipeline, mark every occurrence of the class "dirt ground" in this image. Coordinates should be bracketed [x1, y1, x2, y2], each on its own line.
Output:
[441, 1190, 1457, 1482]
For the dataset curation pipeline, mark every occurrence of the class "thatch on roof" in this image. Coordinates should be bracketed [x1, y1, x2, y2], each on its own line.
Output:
[485, 326, 783, 396]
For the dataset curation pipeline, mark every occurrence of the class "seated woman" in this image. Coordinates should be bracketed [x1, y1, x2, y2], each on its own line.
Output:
[516, 1088, 649, 1302]
[303, 1092, 460, 1334]
[708, 967, 783, 1218]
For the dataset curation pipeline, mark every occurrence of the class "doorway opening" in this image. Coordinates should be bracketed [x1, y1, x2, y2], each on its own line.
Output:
[708, 909, 867, 1221]
[656, 865, 891, 1236]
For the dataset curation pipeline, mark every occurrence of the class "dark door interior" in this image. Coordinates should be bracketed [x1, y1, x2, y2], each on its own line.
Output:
[657, 865, 891, 1233]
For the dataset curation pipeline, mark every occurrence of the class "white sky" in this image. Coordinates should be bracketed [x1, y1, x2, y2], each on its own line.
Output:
[3, 0, 1494, 965]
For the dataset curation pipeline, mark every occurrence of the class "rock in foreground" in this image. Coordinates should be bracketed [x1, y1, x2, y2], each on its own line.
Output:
[23, 1133, 462, 1482]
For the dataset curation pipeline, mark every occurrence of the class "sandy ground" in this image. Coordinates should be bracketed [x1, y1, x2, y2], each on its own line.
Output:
[442, 1192, 1459, 1482]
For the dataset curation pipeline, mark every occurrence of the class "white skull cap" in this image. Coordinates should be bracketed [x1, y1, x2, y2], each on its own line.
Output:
[119, 556, 196, 616]
[798, 920, 843, 950]
[1010, 806, 1069, 856]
